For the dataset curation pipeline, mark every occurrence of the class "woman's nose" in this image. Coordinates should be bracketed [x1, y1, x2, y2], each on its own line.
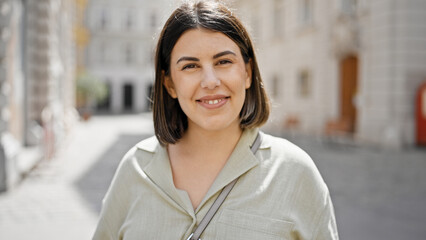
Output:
[200, 68, 220, 89]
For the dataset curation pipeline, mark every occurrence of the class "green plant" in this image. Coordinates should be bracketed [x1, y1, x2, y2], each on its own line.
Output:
[76, 73, 108, 109]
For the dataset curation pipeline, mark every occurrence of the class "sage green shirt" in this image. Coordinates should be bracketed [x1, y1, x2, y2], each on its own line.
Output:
[93, 128, 338, 239]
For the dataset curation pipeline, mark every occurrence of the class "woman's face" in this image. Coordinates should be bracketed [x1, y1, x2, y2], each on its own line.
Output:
[164, 28, 252, 133]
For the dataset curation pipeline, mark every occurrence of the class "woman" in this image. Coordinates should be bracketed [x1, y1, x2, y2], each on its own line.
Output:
[93, 1, 338, 239]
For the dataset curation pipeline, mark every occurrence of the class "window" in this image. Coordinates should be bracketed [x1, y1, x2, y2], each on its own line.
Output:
[271, 75, 281, 98]
[125, 9, 134, 30]
[251, 12, 261, 40]
[100, 8, 108, 30]
[341, 0, 357, 15]
[298, 70, 311, 98]
[273, 0, 284, 38]
[125, 43, 134, 65]
[150, 12, 157, 31]
[299, 0, 313, 26]
[99, 42, 106, 63]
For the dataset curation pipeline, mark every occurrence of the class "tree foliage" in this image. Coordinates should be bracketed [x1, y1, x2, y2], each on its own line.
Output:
[76, 73, 108, 107]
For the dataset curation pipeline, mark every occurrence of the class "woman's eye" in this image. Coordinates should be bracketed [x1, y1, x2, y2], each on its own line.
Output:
[217, 59, 232, 65]
[182, 64, 197, 70]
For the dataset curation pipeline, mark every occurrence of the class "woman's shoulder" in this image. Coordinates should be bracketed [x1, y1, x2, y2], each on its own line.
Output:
[117, 135, 161, 169]
[135, 135, 160, 153]
[260, 132, 324, 178]
[260, 132, 329, 192]
[261, 132, 312, 164]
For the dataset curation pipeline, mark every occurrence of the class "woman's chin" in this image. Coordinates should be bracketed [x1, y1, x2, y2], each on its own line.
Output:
[189, 119, 240, 133]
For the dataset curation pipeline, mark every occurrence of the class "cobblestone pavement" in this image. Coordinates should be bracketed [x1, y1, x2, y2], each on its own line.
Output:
[1, 113, 425, 240]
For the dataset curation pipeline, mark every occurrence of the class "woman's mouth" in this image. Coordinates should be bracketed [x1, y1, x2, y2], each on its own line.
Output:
[196, 96, 230, 108]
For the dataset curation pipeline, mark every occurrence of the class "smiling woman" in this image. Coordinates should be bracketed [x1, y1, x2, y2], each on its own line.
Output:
[154, 2, 269, 145]
[93, 1, 339, 240]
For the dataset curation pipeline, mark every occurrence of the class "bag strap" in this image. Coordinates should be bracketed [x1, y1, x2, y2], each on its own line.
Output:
[187, 133, 262, 240]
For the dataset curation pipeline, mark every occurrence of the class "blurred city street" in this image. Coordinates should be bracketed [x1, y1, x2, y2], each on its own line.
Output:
[0, 113, 425, 239]
[0, 113, 154, 240]
[284, 134, 426, 240]
[1, 0, 426, 239]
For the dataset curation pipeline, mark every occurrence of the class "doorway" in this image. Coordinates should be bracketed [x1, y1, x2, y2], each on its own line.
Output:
[123, 83, 134, 111]
[416, 82, 426, 146]
[146, 83, 153, 111]
[339, 55, 358, 133]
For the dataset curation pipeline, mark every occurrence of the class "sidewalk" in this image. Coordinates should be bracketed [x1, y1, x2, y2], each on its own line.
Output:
[0, 113, 154, 240]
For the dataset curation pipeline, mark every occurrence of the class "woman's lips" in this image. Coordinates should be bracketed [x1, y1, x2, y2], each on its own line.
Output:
[196, 95, 229, 109]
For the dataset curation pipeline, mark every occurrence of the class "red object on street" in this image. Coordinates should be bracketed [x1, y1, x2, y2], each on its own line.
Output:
[416, 82, 426, 146]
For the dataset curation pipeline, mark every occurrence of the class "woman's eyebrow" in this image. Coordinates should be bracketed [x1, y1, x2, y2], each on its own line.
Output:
[176, 50, 236, 64]
[176, 56, 199, 64]
[213, 50, 236, 59]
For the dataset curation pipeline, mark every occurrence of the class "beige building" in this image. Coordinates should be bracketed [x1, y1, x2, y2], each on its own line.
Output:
[85, 0, 173, 113]
[231, 0, 426, 148]
[0, 0, 77, 191]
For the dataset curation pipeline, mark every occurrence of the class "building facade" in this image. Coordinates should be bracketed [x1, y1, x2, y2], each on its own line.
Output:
[85, 0, 173, 114]
[231, 0, 426, 148]
[0, 0, 77, 191]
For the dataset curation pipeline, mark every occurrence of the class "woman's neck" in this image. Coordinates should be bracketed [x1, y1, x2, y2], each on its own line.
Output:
[193, 125, 241, 148]
[166, 123, 244, 209]
[171, 123, 243, 163]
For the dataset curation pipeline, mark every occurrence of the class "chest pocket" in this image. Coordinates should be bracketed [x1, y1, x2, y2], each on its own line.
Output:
[215, 209, 294, 240]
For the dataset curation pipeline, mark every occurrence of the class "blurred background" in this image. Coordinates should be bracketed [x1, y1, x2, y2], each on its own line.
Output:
[0, 0, 425, 239]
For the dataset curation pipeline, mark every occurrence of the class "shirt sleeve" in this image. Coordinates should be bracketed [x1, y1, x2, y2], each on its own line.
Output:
[281, 139, 339, 240]
[311, 193, 339, 240]
[92, 148, 137, 240]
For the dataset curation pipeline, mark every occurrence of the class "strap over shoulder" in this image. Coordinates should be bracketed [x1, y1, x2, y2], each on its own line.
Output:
[188, 133, 262, 240]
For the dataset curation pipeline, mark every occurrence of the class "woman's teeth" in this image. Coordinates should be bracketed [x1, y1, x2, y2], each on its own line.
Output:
[204, 99, 222, 105]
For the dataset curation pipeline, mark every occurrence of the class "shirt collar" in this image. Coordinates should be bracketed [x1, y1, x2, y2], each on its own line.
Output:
[195, 128, 262, 212]
[139, 139, 194, 215]
[136, 128, 269, 214]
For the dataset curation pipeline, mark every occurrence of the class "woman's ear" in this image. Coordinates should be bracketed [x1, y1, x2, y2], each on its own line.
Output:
[245, 59, 253, 89]
[163, 72, 177, 98]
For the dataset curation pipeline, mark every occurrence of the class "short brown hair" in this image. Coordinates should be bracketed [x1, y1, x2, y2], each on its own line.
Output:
[153, 0, 270, 145]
